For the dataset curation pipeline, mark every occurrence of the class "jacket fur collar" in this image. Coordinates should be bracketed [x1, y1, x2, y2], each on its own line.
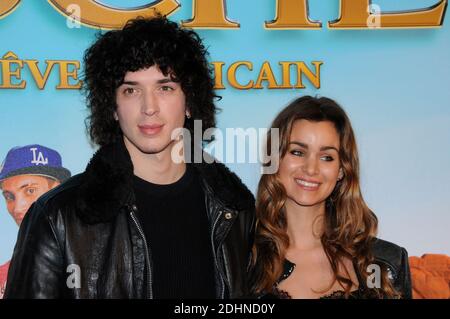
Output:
[76, 139, 255, 224]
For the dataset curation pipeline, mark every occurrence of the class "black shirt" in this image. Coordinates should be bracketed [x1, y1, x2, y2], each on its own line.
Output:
[133, 164, 216, 299]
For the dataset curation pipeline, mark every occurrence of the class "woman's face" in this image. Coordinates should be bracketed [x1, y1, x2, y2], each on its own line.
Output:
[278, 119, 343, 210]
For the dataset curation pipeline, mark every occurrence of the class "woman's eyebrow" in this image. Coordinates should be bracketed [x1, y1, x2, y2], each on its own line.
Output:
[289, 141, 338, 152]
[320, 146, 339, 152]
[289, 141, 308, 148]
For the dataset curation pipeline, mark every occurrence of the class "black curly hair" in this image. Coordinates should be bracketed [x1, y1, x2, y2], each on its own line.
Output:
[83, 16, 218, 146]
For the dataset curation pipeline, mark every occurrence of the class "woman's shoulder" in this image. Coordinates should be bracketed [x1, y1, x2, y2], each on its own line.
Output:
[371, 237, 408, 268]
[371, 238, 412, 298]
[371, 238, 411, 286]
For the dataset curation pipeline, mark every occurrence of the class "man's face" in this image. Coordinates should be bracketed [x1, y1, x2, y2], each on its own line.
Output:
[1, 175, 59, 226]
[115, 66, 187, 157]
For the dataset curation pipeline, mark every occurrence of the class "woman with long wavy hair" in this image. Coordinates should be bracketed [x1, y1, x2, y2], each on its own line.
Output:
[250, 96, 411, 299]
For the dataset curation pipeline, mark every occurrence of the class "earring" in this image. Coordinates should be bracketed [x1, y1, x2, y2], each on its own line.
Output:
[337, 169, 344, 181]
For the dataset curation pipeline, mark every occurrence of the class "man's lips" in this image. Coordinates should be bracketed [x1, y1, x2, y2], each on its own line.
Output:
[138, 124, 164, 135]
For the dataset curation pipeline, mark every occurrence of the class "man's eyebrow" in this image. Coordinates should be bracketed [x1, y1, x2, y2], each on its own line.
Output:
[156, 78, 175, 84]
[19, 183, 38, 190]
[289, 141, 339, 152]
[120, 78, 175, 86]
[121, 81, 139, 86]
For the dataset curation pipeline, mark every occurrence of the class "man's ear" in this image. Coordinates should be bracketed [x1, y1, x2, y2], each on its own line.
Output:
[51, 181, 61, 190]
[338, 168, 344, 181]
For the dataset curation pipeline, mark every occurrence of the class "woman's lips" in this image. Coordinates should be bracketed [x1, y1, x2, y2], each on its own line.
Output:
[294, 178, 320, 191]
[138, 124, 164, 136]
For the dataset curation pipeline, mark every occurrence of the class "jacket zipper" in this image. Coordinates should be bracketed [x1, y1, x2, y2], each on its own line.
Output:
[129, 207, 153, 299]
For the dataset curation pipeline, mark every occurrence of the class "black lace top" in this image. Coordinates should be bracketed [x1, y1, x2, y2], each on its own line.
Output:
[270, 286, 369, 299]
[263, 259, 382, 299]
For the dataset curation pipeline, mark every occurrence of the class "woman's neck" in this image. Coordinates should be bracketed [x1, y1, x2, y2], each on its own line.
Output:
[284, 199, 326, 252]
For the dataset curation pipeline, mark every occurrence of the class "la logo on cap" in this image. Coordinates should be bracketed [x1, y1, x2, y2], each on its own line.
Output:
[30, 147, 49, 166]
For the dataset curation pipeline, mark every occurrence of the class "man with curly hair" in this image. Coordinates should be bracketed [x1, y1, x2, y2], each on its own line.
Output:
[4, 17, 255, 299]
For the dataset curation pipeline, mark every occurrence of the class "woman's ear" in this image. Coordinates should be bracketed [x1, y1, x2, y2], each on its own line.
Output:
[186, 109, 191, 119]
[337, 168, 344, 181]
[113, 111, 118, 121]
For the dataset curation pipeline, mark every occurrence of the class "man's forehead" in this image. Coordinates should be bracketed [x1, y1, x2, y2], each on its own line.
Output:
[122, 66, 175, 82]
[1, 174, 49, 189]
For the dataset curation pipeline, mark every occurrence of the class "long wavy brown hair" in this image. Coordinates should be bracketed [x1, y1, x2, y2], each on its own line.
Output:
[250, 96, 399, 298]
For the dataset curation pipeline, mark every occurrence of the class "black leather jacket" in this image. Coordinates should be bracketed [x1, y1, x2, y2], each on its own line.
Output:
[252, 238, 412, 299]
[371, 238, 412, 298]
[4, 140, 256, 299]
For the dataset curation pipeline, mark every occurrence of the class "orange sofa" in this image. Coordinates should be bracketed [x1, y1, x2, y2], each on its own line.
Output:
[409, 254, 449, 299]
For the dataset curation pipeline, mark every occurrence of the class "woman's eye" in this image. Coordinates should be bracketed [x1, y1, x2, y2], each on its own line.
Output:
[290, 150, 305, 157]
[321, 155, 334, 162]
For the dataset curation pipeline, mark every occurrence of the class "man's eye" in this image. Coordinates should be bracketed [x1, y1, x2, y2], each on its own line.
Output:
[123, 88, 137, 95]
[26, 188, 37, 195]
[3, 193, 14, 201]
[160, 85, 174, 91]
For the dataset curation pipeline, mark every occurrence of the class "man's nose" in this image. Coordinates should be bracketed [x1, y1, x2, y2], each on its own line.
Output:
[141, 91, 159, 116]
[13, 195, 29, 215]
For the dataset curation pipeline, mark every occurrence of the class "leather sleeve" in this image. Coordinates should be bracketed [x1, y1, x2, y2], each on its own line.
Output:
[4, 200, 64, 299]
[395, 247, 412, 299]
[246, 205, 256, 259]
[240, 202, 256, 298]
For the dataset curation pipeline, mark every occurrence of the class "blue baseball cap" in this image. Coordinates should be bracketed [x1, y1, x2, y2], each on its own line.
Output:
[0, 144, 71, 182]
